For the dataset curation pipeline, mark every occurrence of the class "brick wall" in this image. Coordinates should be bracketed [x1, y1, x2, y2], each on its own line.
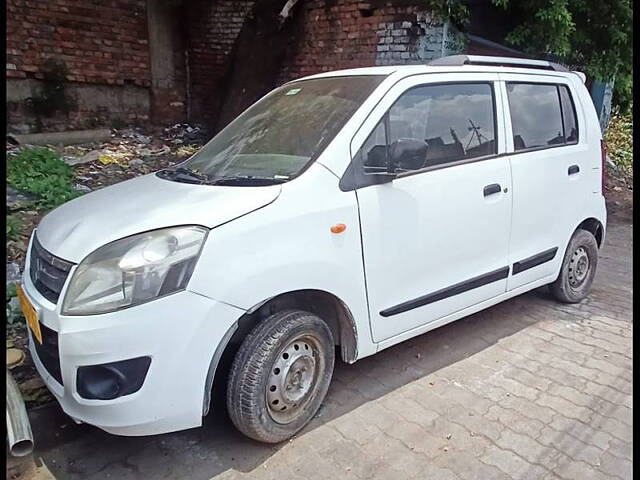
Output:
[6, 0, 150, 85]
[181, 0, 459, 125]
[375, 11, 466, 65]
[278, 1, 464, 84]
[186, 0, 255, 125]
[6, 0, 151, 132]
[6, 0, 467, 132]
[279, 0, 405, 83]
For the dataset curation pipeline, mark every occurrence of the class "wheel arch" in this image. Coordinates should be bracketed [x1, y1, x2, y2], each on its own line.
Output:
[576, 217, 605, 248]
[202, 289, 359, 416]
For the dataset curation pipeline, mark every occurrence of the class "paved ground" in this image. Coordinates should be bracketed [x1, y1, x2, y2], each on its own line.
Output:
[9, 218, 632, 480]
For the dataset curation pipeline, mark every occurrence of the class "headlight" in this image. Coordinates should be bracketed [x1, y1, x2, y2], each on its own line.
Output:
[62, 226, 208, 315]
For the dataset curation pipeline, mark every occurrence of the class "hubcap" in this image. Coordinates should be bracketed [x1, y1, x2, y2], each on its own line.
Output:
[266, 335, 323, 424]
[568, 246, 590, 287]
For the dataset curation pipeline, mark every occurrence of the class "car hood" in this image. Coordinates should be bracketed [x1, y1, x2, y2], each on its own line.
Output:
[35, 173, 282, 263]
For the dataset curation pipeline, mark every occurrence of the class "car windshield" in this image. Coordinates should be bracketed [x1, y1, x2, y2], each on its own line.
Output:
[161, 75, 385, 185]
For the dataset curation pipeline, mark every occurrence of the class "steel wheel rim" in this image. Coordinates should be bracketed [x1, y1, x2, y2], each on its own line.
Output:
[265, 334, 324, 424]
[568, 246, 590, 287]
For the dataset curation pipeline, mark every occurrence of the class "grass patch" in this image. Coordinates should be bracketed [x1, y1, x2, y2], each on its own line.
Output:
[7, 147, 80, 209]
[6, 215, 23, 241]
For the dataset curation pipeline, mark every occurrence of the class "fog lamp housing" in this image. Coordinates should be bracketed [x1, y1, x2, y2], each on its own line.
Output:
[76, 357, 151, 400]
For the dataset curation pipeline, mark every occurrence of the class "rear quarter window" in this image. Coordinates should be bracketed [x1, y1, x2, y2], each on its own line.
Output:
[559, 85, 579, 143]
[506, 82, 579, 152]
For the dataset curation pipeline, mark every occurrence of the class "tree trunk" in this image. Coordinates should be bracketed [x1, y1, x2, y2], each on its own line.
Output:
[214, 0, 301, 132]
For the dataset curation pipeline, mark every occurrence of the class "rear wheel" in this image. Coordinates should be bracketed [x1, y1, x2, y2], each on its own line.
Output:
[549, 229, 599, 303]
[227, 310, 335, 443]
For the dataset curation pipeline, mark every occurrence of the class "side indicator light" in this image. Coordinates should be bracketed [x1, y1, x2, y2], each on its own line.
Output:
[330, 223, 347, 234]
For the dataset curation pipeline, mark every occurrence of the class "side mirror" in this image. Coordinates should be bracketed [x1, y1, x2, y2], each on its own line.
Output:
[388, 138, 427, 172]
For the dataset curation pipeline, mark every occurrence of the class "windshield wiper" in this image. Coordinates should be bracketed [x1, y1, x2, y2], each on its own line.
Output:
[156, 167, 213, 185]
[210, 175, 288, 186]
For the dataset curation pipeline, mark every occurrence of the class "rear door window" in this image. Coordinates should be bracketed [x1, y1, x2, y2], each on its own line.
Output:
[506, 82, 579, 151]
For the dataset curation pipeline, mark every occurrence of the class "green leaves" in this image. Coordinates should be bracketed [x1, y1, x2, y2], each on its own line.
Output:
[423, 0, 470, 25]
[487, 0, 632, 113]
[605, 110, 633, 175]
[6, 216, 23, 241]
[7, 147, 81, 209]
[5, 284, 24, 328]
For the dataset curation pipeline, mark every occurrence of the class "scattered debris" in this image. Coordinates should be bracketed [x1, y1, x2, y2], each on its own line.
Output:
[98, 154, 120, 165]
[7, 187, 37, 212]
[162, 123, 205, 145]
[57, 124, 206, 171]
[64, 149, 99, 166]
[73, 184, 91, 194]
[18, 377, 49, 403]
[7, 263, 21, 284]
[7, 348, 25, 368]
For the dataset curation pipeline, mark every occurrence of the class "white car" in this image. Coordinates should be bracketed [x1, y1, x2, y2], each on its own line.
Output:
[20, 55, 606, 443]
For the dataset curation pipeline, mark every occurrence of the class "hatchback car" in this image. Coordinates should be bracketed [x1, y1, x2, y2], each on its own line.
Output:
[20, 55, 606, 443]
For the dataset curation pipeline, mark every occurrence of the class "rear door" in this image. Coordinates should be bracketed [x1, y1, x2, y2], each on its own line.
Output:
[348, 73, 513, 343]
[499, 75, 591, 290]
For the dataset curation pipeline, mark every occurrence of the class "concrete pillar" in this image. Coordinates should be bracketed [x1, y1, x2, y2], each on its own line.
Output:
[146, 0, 187, 124]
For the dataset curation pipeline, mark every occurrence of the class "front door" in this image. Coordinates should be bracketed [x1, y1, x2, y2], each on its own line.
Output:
[348, 74, 512, 343]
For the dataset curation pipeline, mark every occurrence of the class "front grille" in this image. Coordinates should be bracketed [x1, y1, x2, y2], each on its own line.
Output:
[33, 322, 63, 385]
[29, 235, 74, 304]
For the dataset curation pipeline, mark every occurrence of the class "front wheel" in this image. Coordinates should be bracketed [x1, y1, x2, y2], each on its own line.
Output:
[549, 229, 599, 303]
[227, 310, 335, 443]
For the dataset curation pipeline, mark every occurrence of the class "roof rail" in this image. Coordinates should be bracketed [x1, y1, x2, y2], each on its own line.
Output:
[428, 55, 570, 72]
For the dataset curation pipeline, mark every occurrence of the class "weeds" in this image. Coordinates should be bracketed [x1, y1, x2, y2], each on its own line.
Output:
[6, 215, 23, 241]
[605, 109, 633, 176]
[6, 284, 24, 329]
[7, 147, 80, 209]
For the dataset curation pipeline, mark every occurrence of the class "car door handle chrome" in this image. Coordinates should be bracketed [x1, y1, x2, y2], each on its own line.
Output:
[483, 183, 501, 197]
[568, 165, 580, 175]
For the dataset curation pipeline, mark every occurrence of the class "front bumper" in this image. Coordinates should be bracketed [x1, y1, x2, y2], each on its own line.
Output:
[22, 268, 243, 436]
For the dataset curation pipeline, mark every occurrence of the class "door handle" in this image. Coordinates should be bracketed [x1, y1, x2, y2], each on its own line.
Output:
[483, 183, 501, 197]
[568, 165, 580, 175]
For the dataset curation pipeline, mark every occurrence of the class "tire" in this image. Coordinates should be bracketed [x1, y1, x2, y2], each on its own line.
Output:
[227, 309, 335, 443]
[549, 229, 599, 303]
